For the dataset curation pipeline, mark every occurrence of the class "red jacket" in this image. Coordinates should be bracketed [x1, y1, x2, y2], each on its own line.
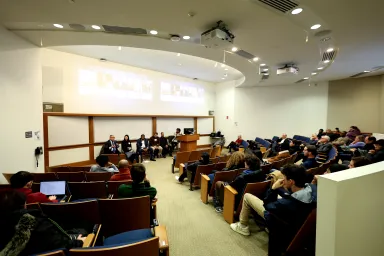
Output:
[110, 168, 132, 181]
[16, 188, 58, 204]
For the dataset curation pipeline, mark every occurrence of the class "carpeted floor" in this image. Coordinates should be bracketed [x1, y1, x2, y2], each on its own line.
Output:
[143, 154, 268, 256]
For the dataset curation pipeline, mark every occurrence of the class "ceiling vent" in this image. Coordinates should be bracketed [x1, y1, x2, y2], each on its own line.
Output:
[322, 50, 336, 61]
[254, 0, 298, 13]
[69, 24, 86, 30]
[102, 25, 147, 35]
[235, 50, 255, 60]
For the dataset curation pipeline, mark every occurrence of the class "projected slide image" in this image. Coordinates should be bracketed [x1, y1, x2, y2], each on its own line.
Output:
[160, 82, 204, 103]
[78, 68, 153, 100]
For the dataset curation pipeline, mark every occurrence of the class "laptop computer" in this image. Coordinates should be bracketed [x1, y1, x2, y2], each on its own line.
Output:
[40, 181, 68, 202]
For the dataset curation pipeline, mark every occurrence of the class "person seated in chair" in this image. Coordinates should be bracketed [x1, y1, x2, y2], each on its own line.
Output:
[149, 132, 162, 158]
[10, 171, 58, 204]
[137, 134, 155, 161]
[277, 133, 290, 151]
[160, 132, 172, 157]
[207, 151, 245, 185]
[171, 128, 183, 151]
[121, 134, 137, 163]
[362, 136, 376, 152]
[90, 155, 118, 173]
[104, 135, 120, 154]
[0, 191, 85, 255]
[230, 164, 317, 256]
[339, 135, 365, 162]
[332, 131, 350, 146]
[175, 152, 211, 183]
[288, 140, 302, 155]
[367, 139, 384, 163]
[118, 163, 157, 200]
[348, 156, 371, 169]
[110, 160, 132, 181]
[214, 154, 266, 213]
[315, 135, 332, 164]
[227, 135, 243, 152]
[301, 145, 319, 170]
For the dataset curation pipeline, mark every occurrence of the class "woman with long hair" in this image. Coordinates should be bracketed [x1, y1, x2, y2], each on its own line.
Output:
[207, 151, 245, 185]
[122, 134, 137, 163]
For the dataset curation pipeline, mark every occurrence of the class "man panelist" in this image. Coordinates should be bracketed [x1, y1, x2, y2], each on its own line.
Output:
[150, 132, 163, 157]
[137, 134, 155, 161]
[104, 135, 120, 154]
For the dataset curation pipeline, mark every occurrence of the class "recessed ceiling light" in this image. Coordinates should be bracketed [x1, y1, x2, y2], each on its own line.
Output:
[224, 68, 228, 71]
[221, 64, 225, 68]
[363, 70, 370, 73]
[311, 24, 321, 30]
[326, 48, 334, 52]
[260, 63, 266, 66]
[264, 73, 269, 76]
[317, 67, 324, 70]
[53, 24, 63, 28]
[221, 77, 225, 80]
[149, 30, 158, 35]
[231, 47, 238, 52]
[291, 8, 303, 15]
[178, 63, 182, 66]
[253, 57, 259, 62]
[183, 35, 190, 40]
[312, 72, 317, 75]
[177, 53, 181, 56]
[91, 25, 101, 30]
[263, 68, 268, 71]
[323, 60, 330, 63]
[303, 77, 309, 80]
[118, 46, 122, 51]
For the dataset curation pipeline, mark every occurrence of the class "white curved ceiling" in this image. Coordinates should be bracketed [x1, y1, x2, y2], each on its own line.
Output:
[1, 0, 383, 86]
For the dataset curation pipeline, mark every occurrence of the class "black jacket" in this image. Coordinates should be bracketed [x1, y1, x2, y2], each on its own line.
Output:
[363, 143, 375, 151]
[0, 209, 83, 256]
[279, 139, 290, 151]
[104, 140, 120, 154]
[122, 140, 133, 153]
[159, 137, 168, 148]
[367, 149, 384, 163]
[136, 138, 149, 151]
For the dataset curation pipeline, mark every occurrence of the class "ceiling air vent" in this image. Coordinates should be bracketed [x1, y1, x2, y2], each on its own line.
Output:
[322, 50, 336, 61]
[102, 25, 147, 35]
[256, 0, 298, 13]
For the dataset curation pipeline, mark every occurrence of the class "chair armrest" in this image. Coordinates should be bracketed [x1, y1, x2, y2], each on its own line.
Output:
[200, 174, 210, 204]
[179, 163, 185, 176]
[82, 234, 95, 248]
[154, 225, 169, 250]
[223, 185, 238, 224]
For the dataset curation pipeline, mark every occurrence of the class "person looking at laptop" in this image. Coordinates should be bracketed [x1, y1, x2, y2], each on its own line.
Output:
[10, 171, 58, 204]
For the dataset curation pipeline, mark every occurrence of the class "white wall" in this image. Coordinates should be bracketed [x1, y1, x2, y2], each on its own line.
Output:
[41, 49, 215, 115]
[233, 82, 329, 140]
[317, 162, 384, 256]
[0, 27, 44, 183]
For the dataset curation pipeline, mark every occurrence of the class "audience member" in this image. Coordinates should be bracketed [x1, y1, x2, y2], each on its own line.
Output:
[110, 160, 132, 181]
[121, 134, 137, 163]
[332, 131, 350, 146]
[317, 129, 325, 139]
[227, 135, 244, 152]
[348, 156, 372, 169]
[288, 140, 302, 155]
[176, 152, 211, 183]
[149, 132, 163, 158]
[214, 154, 265, 213]
[0, 191, 85, 255]
[118, 163, 157, 200]
[367, 139, 384, 163]
[104, 135, 120, 154]
[137, 134, 155, 161]
[363, 136, 376, 151]
[230, 164, 316, 255]
[207, 151, 245, 184]
[311, 164, 349, 185]
[346, 126, 361, 140]
[347, 135, 365, 149]
[315, 135, 332, 163]
[278, 133, 290, 151]
[308, 134, 318, 145]
[90, 155, 118, 172]
[325, 129, 338, 141]
[10, 171, 58, 204]
[160, 132, 172, 157]
[301, 145, 319, 170]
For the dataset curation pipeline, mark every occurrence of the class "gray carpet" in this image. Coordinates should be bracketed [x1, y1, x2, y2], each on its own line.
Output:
[143, 154, 268, 256]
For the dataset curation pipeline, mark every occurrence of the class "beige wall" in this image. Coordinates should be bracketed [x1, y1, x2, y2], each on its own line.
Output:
[327, 75, 384, 133]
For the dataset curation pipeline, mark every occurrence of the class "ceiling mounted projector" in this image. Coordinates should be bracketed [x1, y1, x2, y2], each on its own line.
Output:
[277, 64, 299, 75]
[201, 20, 235, 49]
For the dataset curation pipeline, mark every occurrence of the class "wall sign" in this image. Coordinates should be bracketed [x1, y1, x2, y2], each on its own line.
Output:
[25, 131, 32, 138]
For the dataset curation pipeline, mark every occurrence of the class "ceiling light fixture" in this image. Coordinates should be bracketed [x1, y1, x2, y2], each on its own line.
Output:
[149, 30, 158, 35]
[91, 25, 101, 30]
[318, 67, 324, 70]
[178, 63, 182, 66]
[231, 47, 238, 52]
[323, 60, 330, 63]
[363, 70, 371, 73]
[260, 63, 266, 66]
[303, 77, 309, 80]
[311, 24, 321, 30]
[312, 72, 317, 75]
[326, 48, 334, 52]
[221, 64, 225, 68]
[225, 68, 228, 71]
[177, 53, 181, 56]
[183, 35, 190, 40]
[291, 8, 303, 15]
[53, 24, 63, 28]
[253, 57, 259, 62]
[263, 68, 269, 71]
[264, 73, 269, 76]
[221, 77, 225, 80]
[118, 46, 122, 51]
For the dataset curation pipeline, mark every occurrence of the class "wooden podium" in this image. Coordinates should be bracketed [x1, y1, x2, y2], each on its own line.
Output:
[176, 134, 200, 152]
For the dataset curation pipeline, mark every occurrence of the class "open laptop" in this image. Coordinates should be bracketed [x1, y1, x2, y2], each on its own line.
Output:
[40, 181, 69, 202]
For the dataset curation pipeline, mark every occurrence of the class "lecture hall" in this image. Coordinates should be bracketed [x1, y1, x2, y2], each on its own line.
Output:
[0, 0, 384, 255]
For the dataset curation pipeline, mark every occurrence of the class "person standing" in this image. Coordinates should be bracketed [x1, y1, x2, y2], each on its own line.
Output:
[121, 134, 137, 163]
[104, 135, 120, 154]
[137, 134, 155, 161]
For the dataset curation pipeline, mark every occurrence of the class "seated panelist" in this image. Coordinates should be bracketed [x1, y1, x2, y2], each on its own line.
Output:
[149, 132, 163, 157]
[137, 134, 155, 161]
[104, 134, 120, 154]
[160, 132, 172, 157]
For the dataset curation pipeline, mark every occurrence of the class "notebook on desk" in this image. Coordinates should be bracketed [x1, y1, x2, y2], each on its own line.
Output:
[40, 181, 69, 202]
